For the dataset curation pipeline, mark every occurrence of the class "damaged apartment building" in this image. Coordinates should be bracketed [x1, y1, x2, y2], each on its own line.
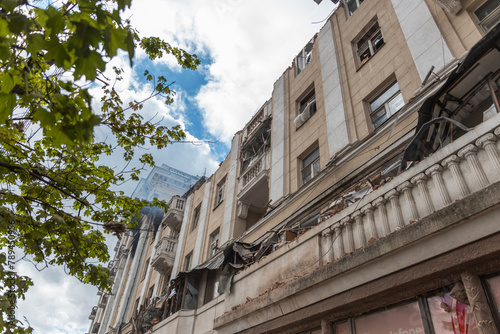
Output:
[88, 0, 500, 333]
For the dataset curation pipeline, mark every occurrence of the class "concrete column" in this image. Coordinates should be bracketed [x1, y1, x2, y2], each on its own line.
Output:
[373, 197, 391, 237]
[221, 133, 240, 244]
[352, 210, 366, 249]
[334, 224, 344, 259]
[477, 133, 500, 175]
[426, 164, 452, 207]
[99, 236, 133, 334]
[385, 189, 405, 230]
[171, 195, 192, 279]
[342, 217, 354, 254]
[461, 272, 499, 334]
[318, 19, 349, 158]
[442, 155, 470, 198]
[397, 181, 419, 222]
[458, 144, 489, 188]
[361, 204, 378, 242]
[270, 74, 286, 204]
[192, 181, 212, 266]
[138, 226, 162, 308]
[411, 173, 435, 214]
[391, 0, 454, 81]
[114, 216, 150, 328]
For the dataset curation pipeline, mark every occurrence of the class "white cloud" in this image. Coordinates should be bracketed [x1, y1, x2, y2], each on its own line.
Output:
[128, 0, 337, 142]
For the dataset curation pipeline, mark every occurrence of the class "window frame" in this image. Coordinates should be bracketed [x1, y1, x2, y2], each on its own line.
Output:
[368, 80, 404, 130]
[214, 179, 225, 208]
[191, 205, 201, 231]
[209, 229, 220, 257]
[301, 147, 320, 185]
[184, 252, 192, 271]
[345, 0, 365, 16]
[354, 21, 384, 68]
[473, 0, 500, 33]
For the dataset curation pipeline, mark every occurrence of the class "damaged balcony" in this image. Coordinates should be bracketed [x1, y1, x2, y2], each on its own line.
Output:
[91, 322, 100, 334]
[88, 306, 97, 320]
[150, 236, 178, 274]
[161, 196, 186, 231]
[238, 103, 272, 228]
[237, 150, 271, 228]
[98, 293, 108, 308]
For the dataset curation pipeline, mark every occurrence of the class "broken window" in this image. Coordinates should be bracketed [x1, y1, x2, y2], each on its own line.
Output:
[296, 40, 314, 75]
[182, 274, 200, 310]
[240, 116, 271, 174]
[355, 21, 384, 67]
[215, 179, 225, 207]
[369, 80, 404, 129]
[184, 252, 192, 271]
[209, 229, 219, 257]
[345, 0, 364, 16]
[301, 147, 320, 184]
[294, 88, 317, 128]
[203, 269, 220, 305]
[191, 205, 201, 231]
[474, 0, 500, 32]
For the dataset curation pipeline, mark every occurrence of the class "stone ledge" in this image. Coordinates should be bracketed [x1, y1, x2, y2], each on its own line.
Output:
[214, 180, 500, 329]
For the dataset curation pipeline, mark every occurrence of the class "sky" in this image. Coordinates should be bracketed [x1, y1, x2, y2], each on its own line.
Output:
[15, 0, 338, 333]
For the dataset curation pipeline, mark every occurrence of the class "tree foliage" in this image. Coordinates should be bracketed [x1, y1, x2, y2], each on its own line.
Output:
[0, 0, 200, 332]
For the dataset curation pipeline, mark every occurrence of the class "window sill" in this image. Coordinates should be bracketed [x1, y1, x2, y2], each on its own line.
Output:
[213, 200, 223, 211]
[355, 43, 385, 72]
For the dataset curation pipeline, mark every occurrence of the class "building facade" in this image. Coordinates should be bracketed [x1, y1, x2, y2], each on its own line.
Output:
[89, 0, 500, 333]
[131, 164, 200, 202]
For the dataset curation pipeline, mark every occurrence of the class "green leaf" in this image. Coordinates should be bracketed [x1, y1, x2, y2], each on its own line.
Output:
[0, 93, 16, 122]
[73, 50, 106, 80]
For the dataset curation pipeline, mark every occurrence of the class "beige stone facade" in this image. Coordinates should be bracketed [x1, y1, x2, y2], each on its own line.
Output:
[88, 1, 500, 333]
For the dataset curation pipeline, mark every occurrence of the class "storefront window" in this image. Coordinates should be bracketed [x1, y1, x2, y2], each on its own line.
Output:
[335, 321, 350, 334]
[355, 301, 425, 334]
[428, 293, 479, 334]
[486, 275, 500, 317]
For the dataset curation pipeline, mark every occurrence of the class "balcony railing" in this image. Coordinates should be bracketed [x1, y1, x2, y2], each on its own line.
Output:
[161, 196, 186, 231]
[88, 306, 97, 320]
[98, 294, 108, 308]
[150, 236, 178, 274]
[91, 322, 100, 334]
[246, 109, 264, 138]
[224, 114, 500, 314]
[239, 151, 271, 192]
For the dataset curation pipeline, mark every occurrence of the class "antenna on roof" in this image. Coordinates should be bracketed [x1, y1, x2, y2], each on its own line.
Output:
[203, 168, 206, 177]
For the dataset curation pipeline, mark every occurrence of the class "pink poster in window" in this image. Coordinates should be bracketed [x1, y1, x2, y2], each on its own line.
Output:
[355, 302, 425, 334]
[428, 294, 479, 334]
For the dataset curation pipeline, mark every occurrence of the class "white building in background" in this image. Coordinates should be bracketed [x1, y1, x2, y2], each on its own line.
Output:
[131, 164, 200, 202]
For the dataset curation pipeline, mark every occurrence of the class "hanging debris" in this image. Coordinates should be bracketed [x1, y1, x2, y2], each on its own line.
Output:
[103, 221, 127, 239]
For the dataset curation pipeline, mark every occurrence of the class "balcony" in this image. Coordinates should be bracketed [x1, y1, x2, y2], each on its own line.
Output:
[88, 306, 97, 320]
[162, 196, 186, 231]
[91, 322, 100, 334]
[98, 294, 108, 308]
[237, 151, 271, 212]
[216, 113, 500, 331]
[150, 236, 178, 274]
